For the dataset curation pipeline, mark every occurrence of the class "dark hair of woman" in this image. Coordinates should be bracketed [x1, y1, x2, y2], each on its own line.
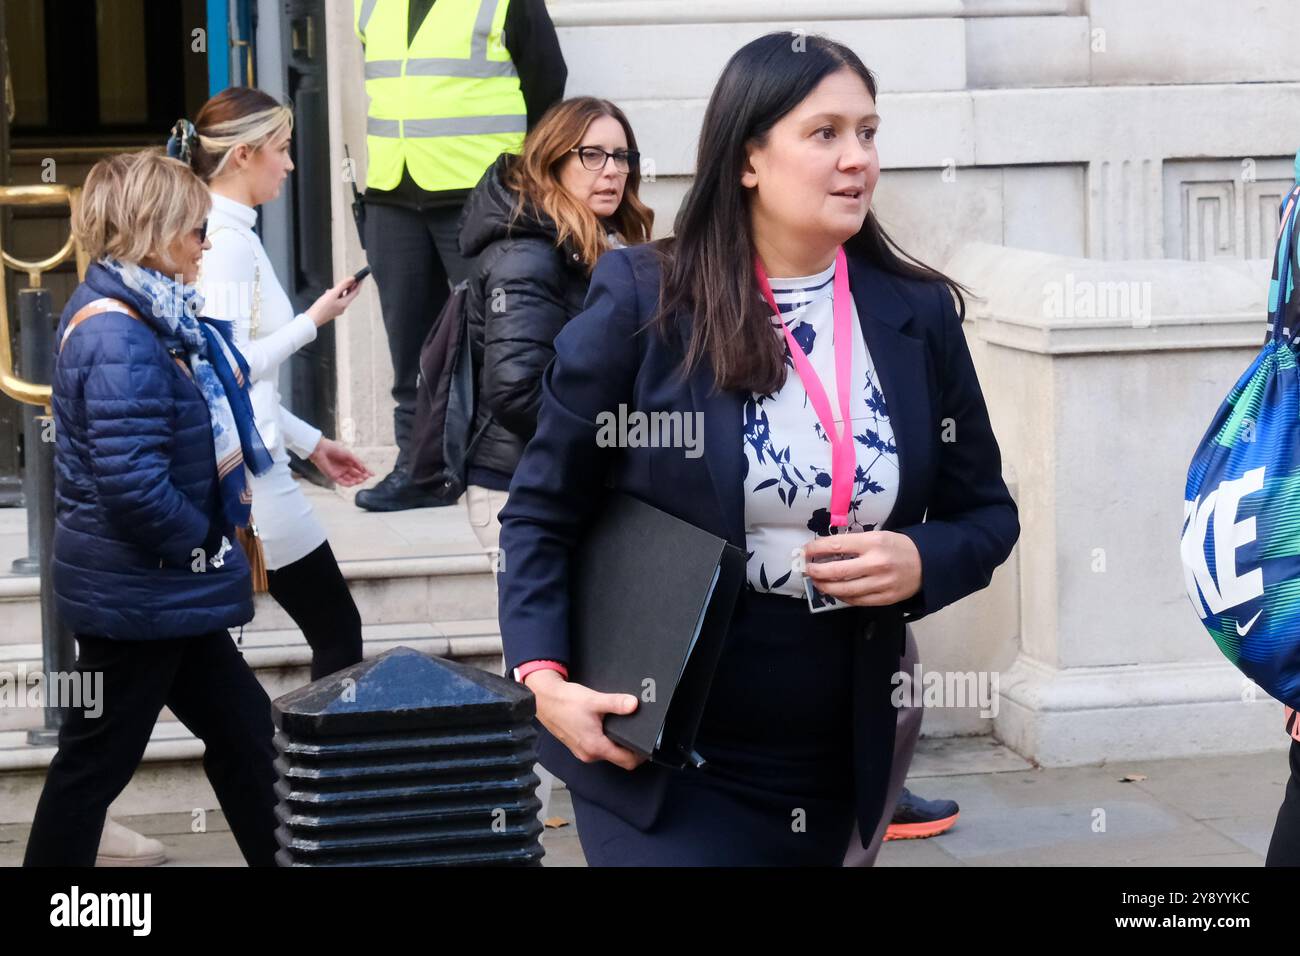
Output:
[654, 31, 968, 395]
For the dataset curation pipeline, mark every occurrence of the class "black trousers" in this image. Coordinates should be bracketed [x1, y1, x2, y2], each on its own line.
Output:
[266, 540, 363, 682]
[23, 630, 279, 867]
[1267, 738, 1300, 865]
[364, 200, 471, 464]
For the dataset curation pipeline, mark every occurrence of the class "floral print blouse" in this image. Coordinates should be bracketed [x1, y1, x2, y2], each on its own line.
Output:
[742, 258, 900, 599]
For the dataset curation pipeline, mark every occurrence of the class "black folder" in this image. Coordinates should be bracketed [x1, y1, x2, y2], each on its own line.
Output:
[569, 493, 746, 770]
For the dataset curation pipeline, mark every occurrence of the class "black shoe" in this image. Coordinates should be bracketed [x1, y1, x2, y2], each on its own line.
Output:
[884, 787, 960, 841]
[354, 467, 451, 512]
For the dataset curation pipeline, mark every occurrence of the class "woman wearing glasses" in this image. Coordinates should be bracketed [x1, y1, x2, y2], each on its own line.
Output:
[456, 96, 653, 826]
[172, 87, 371, 683]
[24, 151, 279, 866]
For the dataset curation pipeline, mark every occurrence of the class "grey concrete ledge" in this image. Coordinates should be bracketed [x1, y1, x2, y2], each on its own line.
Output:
[336, 552, 494, 580]
[0, 552, 493, 607]
[0, 722, 204, 772]
[549, 0, 1068, 27]
[0, 575, 38, 600]
[995, 654, 1291, 766]
[947, 241, 1271, 354]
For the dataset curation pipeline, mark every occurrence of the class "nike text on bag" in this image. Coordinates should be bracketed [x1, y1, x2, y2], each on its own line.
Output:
[1181, 165, 1300, 706]
[409, 279, 486, 502]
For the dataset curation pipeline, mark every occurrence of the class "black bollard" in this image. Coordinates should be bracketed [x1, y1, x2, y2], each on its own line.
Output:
[272, 646, 545, 866]
[12, 288, 54, 575]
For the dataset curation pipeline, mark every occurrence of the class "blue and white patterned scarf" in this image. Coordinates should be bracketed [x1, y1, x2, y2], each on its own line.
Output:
[101, 258, 273, 527]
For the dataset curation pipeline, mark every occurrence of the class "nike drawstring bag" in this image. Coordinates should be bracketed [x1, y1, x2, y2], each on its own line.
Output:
[1181, 152, 1300, 707]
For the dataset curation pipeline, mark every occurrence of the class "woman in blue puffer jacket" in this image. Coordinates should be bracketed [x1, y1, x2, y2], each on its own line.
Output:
[23, 151, 280, 867]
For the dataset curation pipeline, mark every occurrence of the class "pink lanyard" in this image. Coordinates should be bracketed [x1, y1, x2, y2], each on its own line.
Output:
[754, 246, 856, 528]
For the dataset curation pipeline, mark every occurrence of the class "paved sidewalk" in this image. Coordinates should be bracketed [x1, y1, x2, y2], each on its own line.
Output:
[1, 736, 1286, 866]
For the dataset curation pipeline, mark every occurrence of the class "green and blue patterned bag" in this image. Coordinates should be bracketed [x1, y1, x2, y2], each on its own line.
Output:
[1182, 154, 1300, 706]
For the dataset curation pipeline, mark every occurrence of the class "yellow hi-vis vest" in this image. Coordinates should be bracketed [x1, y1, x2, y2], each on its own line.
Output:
[354, 0, 527, 192]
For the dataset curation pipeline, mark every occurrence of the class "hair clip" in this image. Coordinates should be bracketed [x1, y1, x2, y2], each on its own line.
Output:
[166, 118, 198, 165]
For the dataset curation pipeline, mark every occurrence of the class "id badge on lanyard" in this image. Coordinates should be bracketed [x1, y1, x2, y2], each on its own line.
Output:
[754, 246, 858, 613]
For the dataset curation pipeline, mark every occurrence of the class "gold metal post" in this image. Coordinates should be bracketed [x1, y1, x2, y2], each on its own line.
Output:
[231, 38, 255, 87]
[0, 184, 85, 412]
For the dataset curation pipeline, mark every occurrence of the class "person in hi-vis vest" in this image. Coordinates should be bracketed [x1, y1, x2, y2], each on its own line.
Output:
[353, 0, 566, 511]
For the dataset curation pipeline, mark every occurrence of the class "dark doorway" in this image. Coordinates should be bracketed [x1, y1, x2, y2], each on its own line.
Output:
[0, 0, 209, 504]
[0, 2, 19, 505]
[281, 0, 336, 446]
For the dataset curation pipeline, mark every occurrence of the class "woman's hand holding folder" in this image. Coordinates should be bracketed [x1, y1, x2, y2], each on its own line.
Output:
[524, 670, 649, 771]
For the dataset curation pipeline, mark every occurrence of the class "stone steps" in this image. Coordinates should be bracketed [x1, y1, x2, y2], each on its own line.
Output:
[0, 487, 513, 825]
[0, 617, 505, 735]
[0, 552, 499, 645]
[0, 618, 507, 824]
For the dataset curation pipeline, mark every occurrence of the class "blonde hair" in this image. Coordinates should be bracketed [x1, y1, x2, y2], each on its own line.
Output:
[189, 87, 294, 183]
[74, 149, 211, 265]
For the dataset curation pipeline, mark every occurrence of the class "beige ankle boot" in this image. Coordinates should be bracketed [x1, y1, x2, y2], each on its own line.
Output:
[95, 817, 167, 867]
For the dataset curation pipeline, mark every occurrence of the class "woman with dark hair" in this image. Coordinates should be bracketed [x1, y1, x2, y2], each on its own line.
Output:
[457, 95, 653, 828]
[496, 32, 1019, 865]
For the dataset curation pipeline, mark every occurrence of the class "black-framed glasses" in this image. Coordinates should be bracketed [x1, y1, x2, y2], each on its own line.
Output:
[193, 219, 208, 243]
[570, 146, 639, 174]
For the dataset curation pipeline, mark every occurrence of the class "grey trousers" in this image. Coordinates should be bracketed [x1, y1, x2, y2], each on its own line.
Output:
[842, 624, 922, 867]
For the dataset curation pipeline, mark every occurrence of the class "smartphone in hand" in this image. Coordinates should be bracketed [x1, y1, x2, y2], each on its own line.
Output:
[341, 265, 371, 296]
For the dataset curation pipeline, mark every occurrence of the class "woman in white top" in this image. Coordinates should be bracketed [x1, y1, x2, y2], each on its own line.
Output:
[173, 87, 372, 681]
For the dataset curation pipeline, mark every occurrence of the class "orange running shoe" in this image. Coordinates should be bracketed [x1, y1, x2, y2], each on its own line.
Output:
[884, 787, 960, 841]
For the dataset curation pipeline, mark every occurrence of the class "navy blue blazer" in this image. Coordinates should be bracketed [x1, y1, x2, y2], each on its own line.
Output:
[496, 240, 1019, 844]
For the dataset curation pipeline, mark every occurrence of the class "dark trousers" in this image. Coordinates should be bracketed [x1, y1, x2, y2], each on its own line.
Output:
[571, 592, 890, 866]
[1267, 738, 1300, 865]
[267, 540, 363, 682]
[364, 200, 471, 465]
[23, 631, 279, 867]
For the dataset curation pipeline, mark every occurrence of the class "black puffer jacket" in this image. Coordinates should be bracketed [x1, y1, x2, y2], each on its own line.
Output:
[459, 153, 595, 487]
